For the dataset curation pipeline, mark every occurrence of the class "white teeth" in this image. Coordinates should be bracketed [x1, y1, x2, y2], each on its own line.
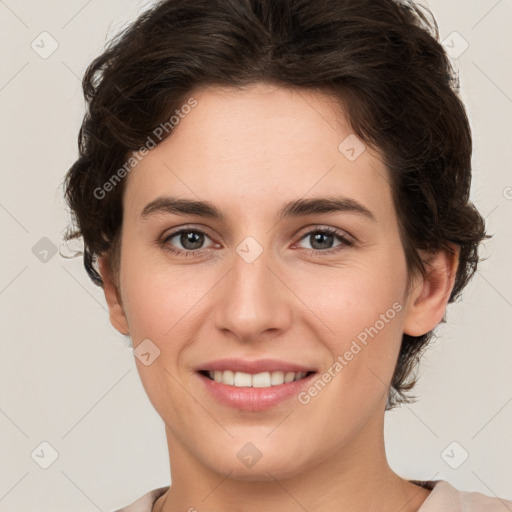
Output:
[270, 371, 284, 385]
[206, 370, 309, 387]
[284, 371, 295, 383]
[234, 371, 252, 387]
[252, 372, 271, 387]
[222, 370, 234, 385]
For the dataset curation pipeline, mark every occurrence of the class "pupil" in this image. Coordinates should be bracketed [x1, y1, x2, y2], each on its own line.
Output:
[181, 231, 203, 250]
[311, 232, 333, 250]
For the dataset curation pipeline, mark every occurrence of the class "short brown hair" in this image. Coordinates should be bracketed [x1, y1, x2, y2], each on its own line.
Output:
[62, 0, 489, 410]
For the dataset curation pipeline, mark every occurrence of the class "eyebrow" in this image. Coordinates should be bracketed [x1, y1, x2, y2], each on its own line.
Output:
[140, 195, 376, 222]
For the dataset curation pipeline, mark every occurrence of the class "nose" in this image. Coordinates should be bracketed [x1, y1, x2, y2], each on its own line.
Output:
[213, 245, 292, 343]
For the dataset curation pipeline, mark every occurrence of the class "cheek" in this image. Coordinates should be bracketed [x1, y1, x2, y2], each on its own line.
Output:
[119, 250, 215, 344]
[288, 256, 407, 393]
[118, 254, 210, 414]
[292, 256, 406, 336]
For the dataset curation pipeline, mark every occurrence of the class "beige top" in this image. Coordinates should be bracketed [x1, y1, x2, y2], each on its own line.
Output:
[113, 480, 512, 511]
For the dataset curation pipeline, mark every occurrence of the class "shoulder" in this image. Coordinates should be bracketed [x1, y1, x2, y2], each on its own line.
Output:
[112, 486, 169, 512]
[418, 480, 512, 512]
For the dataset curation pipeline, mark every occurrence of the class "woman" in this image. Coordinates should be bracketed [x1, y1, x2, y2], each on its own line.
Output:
[63, 0, 511, 510]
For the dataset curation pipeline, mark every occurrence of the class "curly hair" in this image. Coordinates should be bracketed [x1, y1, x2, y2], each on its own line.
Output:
[62, 0, 489, 410]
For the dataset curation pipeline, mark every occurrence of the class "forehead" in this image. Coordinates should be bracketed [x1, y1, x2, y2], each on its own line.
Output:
[123, 83, 395, 224]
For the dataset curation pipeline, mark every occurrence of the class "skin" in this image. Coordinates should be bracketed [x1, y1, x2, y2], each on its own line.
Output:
[98, 82, 459, 512]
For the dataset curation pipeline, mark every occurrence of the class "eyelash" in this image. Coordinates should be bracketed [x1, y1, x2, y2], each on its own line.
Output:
[158, 225, 354, 258]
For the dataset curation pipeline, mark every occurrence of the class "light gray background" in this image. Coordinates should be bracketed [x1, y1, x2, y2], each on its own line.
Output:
[0, 0, 511, 510]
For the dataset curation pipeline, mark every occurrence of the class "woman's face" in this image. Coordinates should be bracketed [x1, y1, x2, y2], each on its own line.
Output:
[107, 83, 427, 479]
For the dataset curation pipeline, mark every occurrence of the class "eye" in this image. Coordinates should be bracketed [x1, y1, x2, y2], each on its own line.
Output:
[160, 227, 215, 256]
[295, 226, 354, 255]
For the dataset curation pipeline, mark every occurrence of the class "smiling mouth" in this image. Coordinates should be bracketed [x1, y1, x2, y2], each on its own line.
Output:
[198, 369, 316, 388]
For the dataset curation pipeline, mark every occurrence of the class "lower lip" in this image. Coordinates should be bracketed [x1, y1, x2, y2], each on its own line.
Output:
[197, 372, 317, 411]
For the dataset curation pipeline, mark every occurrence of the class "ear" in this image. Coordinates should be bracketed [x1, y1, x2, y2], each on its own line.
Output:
[97, 254, 130, 335]
[403, 243, 460, 337]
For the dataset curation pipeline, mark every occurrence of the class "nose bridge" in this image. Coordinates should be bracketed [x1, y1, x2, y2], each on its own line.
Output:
[213, 236, 291, 341]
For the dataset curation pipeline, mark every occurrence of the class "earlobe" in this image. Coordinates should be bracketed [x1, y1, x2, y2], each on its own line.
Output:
[403, 243, 460, 337]
[97, 254, 130, 336]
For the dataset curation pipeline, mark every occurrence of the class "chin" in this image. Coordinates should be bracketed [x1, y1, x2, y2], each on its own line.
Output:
[200, 443, 311, 482]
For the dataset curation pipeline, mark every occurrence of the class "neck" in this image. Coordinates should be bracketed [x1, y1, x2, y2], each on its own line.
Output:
[154, 411, 431, 512]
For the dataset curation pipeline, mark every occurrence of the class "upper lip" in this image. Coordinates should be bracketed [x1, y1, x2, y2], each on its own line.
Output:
[196, 358, 317, 374]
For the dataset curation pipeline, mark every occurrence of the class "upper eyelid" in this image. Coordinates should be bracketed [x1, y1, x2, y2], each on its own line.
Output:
[162, 224, 216, 242]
